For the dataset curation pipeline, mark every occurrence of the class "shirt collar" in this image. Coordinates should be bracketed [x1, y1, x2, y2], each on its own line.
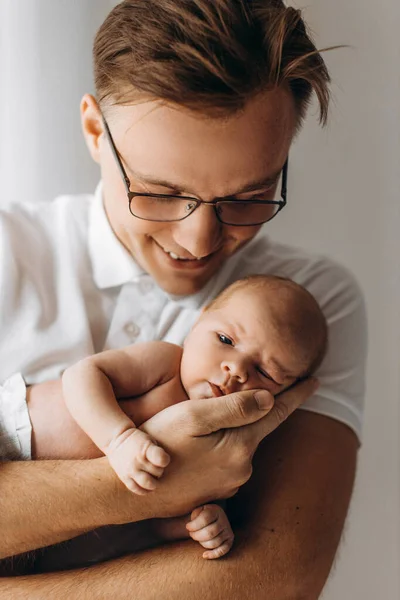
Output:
[88, 182, 145, 289]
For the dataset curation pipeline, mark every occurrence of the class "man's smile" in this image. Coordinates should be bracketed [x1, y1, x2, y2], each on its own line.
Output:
[153, 239, 222, 270]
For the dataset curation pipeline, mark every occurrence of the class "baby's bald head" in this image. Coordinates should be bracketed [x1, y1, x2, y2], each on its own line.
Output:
[206, 275, 328, 379]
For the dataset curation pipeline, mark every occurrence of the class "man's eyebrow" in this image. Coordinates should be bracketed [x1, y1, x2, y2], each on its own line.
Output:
[124, 164, 282, 197]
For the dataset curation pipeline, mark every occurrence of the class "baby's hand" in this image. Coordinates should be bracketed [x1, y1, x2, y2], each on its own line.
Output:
[186, 504, 234, 559]
[106, 428, 170, 495]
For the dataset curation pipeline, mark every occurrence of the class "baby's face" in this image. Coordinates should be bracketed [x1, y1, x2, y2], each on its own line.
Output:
[180, 289, 308, 400]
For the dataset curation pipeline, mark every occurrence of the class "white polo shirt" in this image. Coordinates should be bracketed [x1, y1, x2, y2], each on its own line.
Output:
[0, 183, 367, 457]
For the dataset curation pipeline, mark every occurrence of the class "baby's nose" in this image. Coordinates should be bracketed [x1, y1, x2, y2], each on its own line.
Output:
[222, 360, 248, 383]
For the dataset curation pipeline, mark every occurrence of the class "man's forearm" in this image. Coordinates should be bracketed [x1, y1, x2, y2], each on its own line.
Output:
[0, 533, 308, 600]
[0, 458, 151, 558]
[3, 411, 358, 599]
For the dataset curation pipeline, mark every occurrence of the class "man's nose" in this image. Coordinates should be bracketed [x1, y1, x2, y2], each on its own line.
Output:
[173, 203, 222, 258]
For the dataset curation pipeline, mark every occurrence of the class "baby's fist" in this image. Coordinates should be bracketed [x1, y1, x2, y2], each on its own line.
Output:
[107, 428, 170, 495]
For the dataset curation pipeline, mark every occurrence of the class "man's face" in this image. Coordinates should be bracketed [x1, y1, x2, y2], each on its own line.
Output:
[180, 289, 303, 400]
[82, 88, 296, 296]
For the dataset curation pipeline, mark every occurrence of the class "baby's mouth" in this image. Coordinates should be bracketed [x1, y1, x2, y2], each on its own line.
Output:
[208, 382, 224, 398]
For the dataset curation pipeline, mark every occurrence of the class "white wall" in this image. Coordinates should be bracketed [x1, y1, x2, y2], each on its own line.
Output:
[0, 1, 398, 598]
[273, 2, 400, 598]
[0, 0, 114, 203]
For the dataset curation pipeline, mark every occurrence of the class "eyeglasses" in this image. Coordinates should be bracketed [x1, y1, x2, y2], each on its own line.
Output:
[103, 118, 287, 227]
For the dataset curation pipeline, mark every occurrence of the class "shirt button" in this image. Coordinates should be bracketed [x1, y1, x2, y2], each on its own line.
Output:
[124, 322, 140, 341]
[139, 278, 154, 294]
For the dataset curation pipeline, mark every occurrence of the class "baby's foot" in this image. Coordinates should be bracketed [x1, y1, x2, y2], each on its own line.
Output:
[186, 504, 234, 559]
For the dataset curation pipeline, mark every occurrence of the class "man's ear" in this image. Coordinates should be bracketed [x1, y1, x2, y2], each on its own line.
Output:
[80, 94, 104, 164]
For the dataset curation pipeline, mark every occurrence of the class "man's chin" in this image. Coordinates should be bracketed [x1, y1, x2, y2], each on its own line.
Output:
[150, 266, 218, 296]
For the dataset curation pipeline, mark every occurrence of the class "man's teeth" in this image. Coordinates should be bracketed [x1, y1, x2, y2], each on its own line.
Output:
[167, 250, 201, 261]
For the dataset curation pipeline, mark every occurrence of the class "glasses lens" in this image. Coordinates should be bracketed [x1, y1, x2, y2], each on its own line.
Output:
[129, 195, 282, 225]
[129, 195, 197, 221]
[216, 201, 281, 225]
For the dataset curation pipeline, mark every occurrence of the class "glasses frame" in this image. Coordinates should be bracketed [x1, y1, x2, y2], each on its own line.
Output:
[103, 117, 288, 227]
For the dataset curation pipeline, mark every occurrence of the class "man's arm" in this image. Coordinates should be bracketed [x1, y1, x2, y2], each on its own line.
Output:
[3, 410, 357, 599]
[2, 378, 304, 560]
[0, 457, 155, 559]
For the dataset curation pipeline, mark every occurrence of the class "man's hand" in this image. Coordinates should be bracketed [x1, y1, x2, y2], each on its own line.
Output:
[138, 378, 318, 519]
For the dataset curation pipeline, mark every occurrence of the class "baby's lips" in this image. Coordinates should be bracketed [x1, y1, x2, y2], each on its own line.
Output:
[208, 382, 224, 397]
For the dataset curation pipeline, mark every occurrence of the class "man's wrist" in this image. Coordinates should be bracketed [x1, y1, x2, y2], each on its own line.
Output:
[98, 456, 162, 525]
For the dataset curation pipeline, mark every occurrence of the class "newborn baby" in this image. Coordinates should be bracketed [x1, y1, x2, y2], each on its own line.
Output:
[37, 275, 328, 560]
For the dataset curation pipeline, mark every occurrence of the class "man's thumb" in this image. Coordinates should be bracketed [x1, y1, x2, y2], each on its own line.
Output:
[254, 390, 275, 411]
[192, 389, 275, 435]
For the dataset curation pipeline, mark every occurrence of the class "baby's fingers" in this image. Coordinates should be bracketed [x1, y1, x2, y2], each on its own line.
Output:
[192, 530, 232, 550]
[141, 461, 165, 479]
[202, 539, 233, 560]
[186, 504, 219, 532]
[188, 521, 222, 542]
[133, 470, 160, 492]
[146, 442, 170, 468]
[123, 477, 152, 495]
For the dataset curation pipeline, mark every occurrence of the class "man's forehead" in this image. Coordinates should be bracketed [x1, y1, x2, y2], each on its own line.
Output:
[122, 164, 284, 196]
[109, 89, 295, 197]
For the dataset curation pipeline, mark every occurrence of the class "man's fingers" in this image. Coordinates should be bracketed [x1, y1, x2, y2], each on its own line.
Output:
[245, 378, 319, 447]
[186, 390, 275, 436]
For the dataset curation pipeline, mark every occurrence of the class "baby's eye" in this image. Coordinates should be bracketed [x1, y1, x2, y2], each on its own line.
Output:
[218, 333, 233, 346]
[257, 367, 274, 382]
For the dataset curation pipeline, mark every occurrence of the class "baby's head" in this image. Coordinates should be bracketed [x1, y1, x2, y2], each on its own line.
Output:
[180, 275, 327, 400]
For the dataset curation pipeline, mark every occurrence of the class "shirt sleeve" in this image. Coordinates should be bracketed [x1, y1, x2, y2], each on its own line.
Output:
[0, 373, 32, 460]
[298, 259, 368, 442]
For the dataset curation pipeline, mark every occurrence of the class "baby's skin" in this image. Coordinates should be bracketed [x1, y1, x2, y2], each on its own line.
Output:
[30, 350, 234, 560]
[30, 277, 325, 560]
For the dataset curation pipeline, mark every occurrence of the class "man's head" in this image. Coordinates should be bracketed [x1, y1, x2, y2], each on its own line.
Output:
[180, 275, 327, 399]
[81, 1, 330, 295]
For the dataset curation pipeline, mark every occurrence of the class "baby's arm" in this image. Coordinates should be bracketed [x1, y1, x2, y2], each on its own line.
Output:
[186, 504, 234, 559]
[62, 342, 182, 494]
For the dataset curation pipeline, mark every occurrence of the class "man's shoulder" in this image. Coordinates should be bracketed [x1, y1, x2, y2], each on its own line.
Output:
[0, 192, 93, 229]
[233, 236, 367, 440]
[230, 234, 363, 309]
[0, 192, 96, 313]
[0, 193, 94, 261]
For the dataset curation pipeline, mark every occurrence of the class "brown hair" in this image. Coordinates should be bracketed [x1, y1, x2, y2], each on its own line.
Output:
[207, 274, 328, 377]
[94, 0, 331, 127]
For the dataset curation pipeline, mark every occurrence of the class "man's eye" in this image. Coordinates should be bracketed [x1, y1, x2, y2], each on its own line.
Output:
[218, 334, 233, 346]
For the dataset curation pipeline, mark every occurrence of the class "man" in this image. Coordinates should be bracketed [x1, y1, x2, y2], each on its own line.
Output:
[0, 1, 366, 598]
